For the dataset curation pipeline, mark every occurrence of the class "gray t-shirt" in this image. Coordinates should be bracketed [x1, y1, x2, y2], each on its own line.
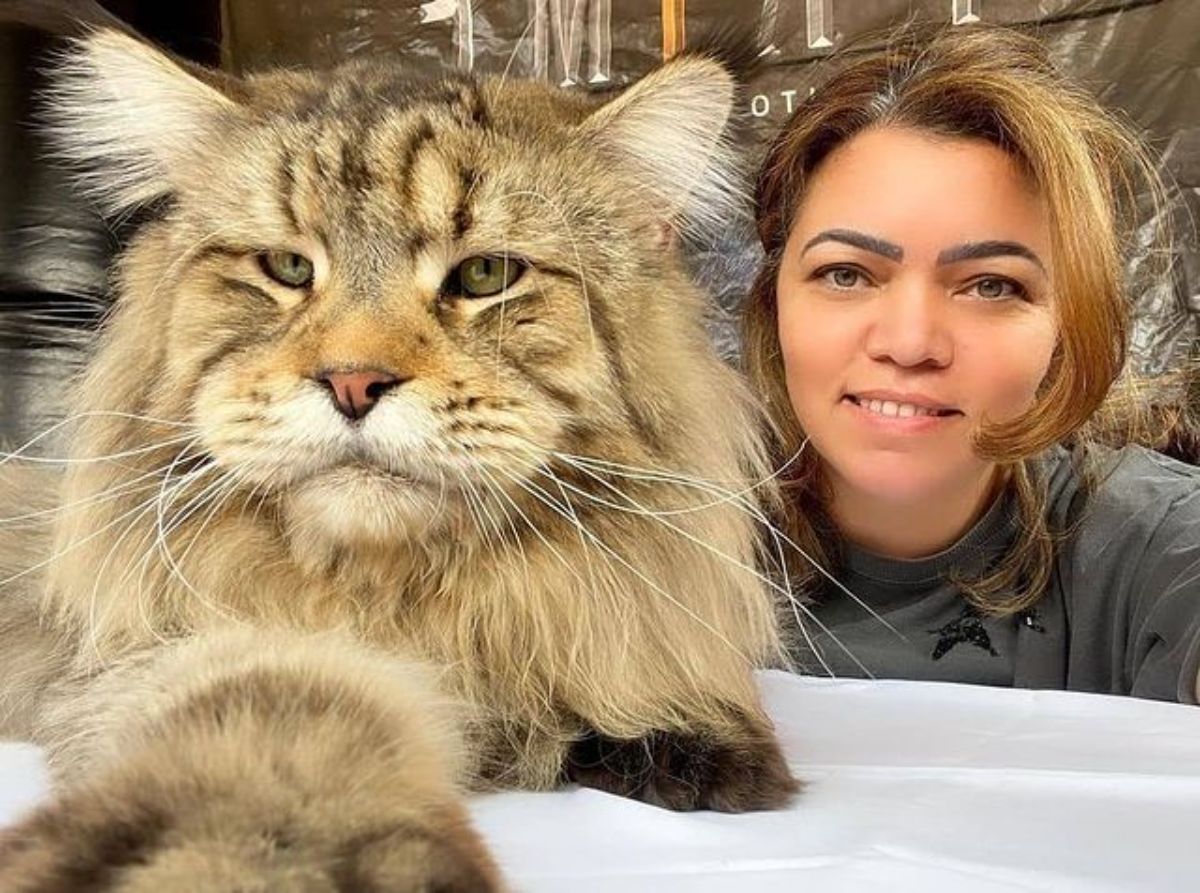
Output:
[790, 445, 1200, 703]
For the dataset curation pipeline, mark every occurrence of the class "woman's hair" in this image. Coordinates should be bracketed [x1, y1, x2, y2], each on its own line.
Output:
[743, 23, 1168, 615]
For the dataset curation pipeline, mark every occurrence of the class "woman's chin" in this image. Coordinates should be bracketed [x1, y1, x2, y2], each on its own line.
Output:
[831, 454, 993, 509]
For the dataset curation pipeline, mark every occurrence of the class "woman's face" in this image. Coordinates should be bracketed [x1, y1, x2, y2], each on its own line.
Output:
[776, 126, 1058, 510]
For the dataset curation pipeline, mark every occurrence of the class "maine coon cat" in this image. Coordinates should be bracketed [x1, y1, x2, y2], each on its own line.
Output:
[0, 26, 797, 890]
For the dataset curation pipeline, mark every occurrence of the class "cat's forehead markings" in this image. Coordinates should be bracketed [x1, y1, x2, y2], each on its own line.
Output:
[412, 152, 461, 237]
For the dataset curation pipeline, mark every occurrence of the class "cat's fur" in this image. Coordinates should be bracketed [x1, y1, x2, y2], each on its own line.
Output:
[0, 28, 796, 890]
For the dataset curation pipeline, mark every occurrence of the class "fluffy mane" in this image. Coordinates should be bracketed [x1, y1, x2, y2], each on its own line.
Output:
[0, 28, 786, 786]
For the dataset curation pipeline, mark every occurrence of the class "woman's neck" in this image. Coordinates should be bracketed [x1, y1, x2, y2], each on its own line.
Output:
[829, 470, 1004, 560]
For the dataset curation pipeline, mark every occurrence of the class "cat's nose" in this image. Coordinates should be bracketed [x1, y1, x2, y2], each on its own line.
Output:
[315, 369, 404, 420]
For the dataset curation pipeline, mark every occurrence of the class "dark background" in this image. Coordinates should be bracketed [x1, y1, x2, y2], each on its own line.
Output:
[1, 0, 1196, 447]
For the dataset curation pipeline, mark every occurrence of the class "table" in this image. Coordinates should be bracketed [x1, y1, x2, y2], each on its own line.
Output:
[3, 672, 1198, 891]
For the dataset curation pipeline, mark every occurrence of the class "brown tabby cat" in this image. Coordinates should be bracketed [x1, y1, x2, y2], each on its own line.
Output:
[0, 26, 797, 891]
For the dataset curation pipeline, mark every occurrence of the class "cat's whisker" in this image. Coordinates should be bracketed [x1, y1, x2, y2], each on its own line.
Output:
[555, 441, 806, 517]
[116, 458, 224, 609]
[451, 464, 493, 552]
[120, 463, 236, 645]
[469, 461, 541, 598]
[446, 451, 516, 554]
[498, 14, 537, 87]
[0, 460, 184, 528]
[79, 467, 220, 664]
[478, 465, 627, 713]
[525, 458, 870, 679]
[510, 438, 874, 672]
[0, 475, 188, 593]
[552, 449, 774, 490]
[104, 460, 222, 648]
[494, 286, 507, 387]
[526, 458, 610, 599]
[0, 432, 200, 467]
[549, 448, 905, 648]
[423, 467, 451, 533]
[164, 471, 250, 622]
[494, 465, 754, 662]
[470, 474, 510, 555]
[0, 411, 196, 470]
[149, 461, 243, 621]
[238, 463, 286, 530]
[469, 460, 597, 595]
[467, 464, 555, 697]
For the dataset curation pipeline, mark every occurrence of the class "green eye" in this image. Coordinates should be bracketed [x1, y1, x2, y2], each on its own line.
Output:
[445, 255, 526, 298]
[259, 251, 314, 288]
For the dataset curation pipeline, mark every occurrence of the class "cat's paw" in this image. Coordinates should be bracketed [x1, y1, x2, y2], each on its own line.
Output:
[0, 785, 503, 892]
[563, 712, 799, 813]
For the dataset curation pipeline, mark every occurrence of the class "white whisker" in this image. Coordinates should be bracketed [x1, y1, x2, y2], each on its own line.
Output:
[494, 465, 752, 662]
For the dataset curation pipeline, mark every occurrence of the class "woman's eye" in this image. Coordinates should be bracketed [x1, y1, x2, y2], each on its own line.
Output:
[444, 255, 526, 299]
[259, 251, 314, 288]
[966, 277, 1025, 301]
[817, 266, 868, 290]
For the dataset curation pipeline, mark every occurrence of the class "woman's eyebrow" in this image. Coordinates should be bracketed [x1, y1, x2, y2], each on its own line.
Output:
[937, 240, 1046, 272]
[801, 229, 903, 261]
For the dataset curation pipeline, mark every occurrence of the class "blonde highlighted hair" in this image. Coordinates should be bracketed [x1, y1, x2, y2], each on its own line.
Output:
[743, 23, 1169, 614]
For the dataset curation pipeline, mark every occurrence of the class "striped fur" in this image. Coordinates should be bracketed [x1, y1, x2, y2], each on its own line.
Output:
[0, 29, 796, 890]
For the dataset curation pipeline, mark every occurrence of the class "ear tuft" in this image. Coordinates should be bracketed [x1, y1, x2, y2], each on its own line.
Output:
[44, 28, 237, 217]
[578, 33, 763, 238]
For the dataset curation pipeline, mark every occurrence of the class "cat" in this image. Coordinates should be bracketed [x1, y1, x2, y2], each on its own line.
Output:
[0, 25, 797, 890]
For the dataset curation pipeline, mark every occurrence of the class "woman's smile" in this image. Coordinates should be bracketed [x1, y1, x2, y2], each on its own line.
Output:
[840, 392, 964, 435]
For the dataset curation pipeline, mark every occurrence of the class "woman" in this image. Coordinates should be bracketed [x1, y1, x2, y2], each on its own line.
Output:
[743, 24, 1200, 702]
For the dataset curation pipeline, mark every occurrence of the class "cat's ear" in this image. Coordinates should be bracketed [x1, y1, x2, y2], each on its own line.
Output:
[46, 28, 240, 216]
[578, 40, 759, 238]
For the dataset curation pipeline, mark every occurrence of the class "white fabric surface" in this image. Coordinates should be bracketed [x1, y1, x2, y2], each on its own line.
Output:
[2, 671, 1198, 891]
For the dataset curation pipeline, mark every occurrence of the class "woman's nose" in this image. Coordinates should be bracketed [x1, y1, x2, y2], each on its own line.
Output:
[864, 279, 954, 369]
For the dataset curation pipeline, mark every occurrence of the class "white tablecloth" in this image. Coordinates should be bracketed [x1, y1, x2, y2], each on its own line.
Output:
[3, 672, 1199, 891]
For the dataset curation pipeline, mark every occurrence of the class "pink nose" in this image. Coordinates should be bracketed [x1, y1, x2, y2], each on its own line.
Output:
[316, 370, 403, 420]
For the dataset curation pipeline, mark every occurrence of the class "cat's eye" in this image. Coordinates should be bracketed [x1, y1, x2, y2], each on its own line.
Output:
[259, 251, 314, 288]
[443, 255, 526, 299]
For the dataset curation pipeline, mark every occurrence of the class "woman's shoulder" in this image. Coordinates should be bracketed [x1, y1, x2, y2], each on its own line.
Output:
[1092, 442, 1200, 482]
[1045, 442, 1200, 524]
[1042, 443, 1200, 585]
[1044, 443, 1200, 601]
[1044, 445, 1200, 703]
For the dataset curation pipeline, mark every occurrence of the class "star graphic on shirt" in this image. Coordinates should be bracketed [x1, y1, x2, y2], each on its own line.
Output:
[928, 606, 1000, 660]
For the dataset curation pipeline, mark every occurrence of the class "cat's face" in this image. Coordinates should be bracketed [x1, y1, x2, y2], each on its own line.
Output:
[54, 33, 744, 546]
[167, 74, 628, 544]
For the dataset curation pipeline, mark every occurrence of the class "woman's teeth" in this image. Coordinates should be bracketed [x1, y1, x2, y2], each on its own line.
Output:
[854, 398, 948, 418]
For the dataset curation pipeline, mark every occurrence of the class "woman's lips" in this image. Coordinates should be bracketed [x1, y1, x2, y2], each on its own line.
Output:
[841, 394, 963, 432]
